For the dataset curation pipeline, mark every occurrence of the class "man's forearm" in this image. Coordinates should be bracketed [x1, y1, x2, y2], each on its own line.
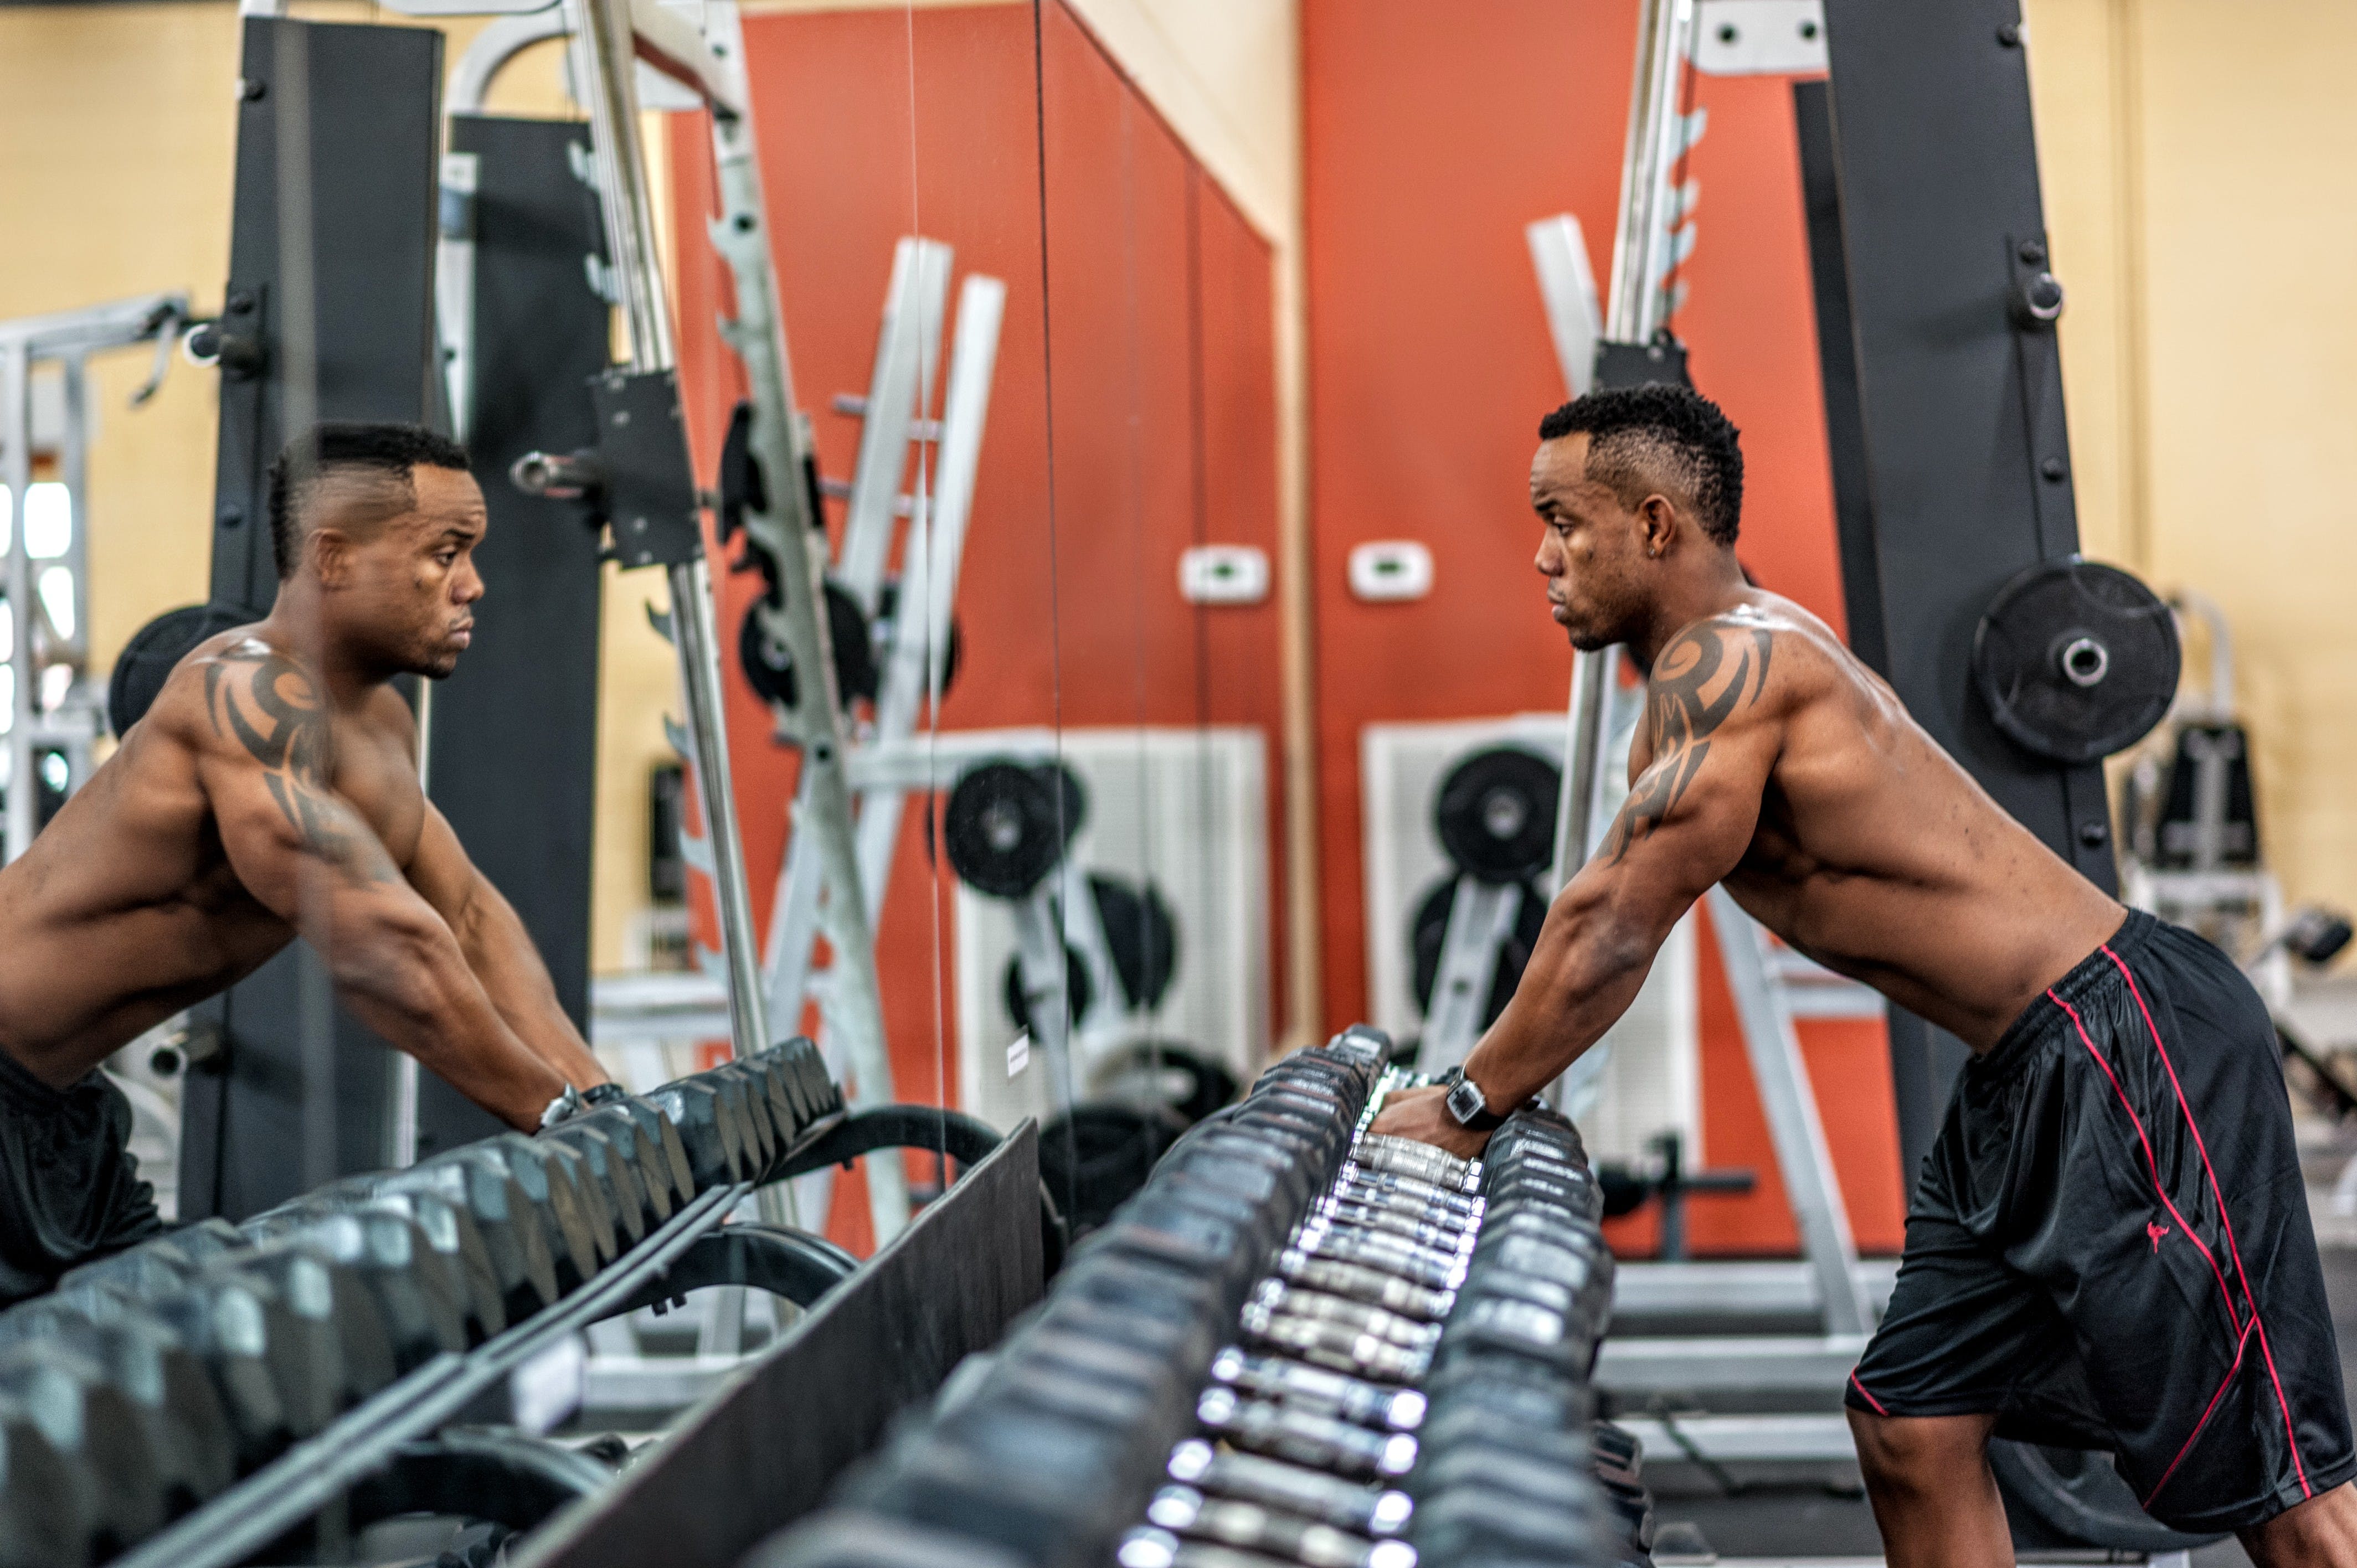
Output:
[455, 881, 610, 1090]
[1461, 891, 1659, 1108]
[326, 907, 569, 1129]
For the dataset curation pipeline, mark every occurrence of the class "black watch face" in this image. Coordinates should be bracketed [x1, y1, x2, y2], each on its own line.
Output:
[1446, 1079, 1485, 1126]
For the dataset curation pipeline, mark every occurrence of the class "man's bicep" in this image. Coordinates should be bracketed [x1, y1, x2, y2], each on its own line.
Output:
[1589, 617, 1781, 910]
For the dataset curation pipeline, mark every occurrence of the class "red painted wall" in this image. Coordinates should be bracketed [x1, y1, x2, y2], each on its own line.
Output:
[1302, 1, 1904, 1252]
[667, 3, 1282, 1250]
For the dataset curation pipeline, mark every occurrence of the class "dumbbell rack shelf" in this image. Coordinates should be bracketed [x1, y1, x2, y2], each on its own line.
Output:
[755, 1028, 1655, 1568]
[109, 1180, 750, 1568]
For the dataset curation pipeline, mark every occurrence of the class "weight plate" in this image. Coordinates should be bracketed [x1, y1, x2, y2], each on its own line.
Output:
[1989, 1441, 2223, 1552]
[107, 602, 250, 738]
[1434, 747, 1562, 884]
[1001, 941, 1095, 1040]
[737, 580, 878, 711]
[1409, 876, 1547, 1028]
[1972, 558, 2179, 764]
[1089, 874, 1177, 1013]
[945, 761, 1068, 899]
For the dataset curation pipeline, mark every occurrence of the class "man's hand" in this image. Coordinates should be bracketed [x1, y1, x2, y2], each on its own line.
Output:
[1366, 1084, 1491, 1162]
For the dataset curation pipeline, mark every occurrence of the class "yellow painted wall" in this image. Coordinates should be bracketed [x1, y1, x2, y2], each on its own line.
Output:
[2024, 0, 2357, 932]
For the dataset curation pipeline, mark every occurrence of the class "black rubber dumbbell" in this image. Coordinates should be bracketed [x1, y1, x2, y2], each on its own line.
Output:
[0, 1299, 235, 1516]
[539, 1118, 651, 1249]
[0, 1389, 86, 1568]
[275, 1184, 508, 1345]
[202, 1240, 400, 1413]
[644, 1077, 755, 1193]
[455, 1136, 605, 1291]
[0, 1341, 174, 1554]
[237, 1208, 470, 1373]
[373, 1153, 562, 1325]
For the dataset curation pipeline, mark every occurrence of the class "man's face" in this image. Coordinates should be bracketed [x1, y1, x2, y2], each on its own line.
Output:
[1531, 434, 1651, 652]
[330, 464, 486, 679]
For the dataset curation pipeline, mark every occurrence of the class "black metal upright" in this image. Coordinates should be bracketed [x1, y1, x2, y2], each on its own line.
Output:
[411, 115, 612, 1159]
[182, 19, 445, 1219]
[1813, 3, 2118, 1178]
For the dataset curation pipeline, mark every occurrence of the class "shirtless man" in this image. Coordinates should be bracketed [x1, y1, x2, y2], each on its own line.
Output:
[0, 421, 612, 1306]
[1368, 384, 2357, 1565]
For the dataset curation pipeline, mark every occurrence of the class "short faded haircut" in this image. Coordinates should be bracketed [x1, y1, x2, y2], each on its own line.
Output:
[265, 422, 471, 580]
[1538, 383, 1744, 545]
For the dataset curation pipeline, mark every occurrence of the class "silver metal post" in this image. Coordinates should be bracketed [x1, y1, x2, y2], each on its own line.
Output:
[1706, 887, 1871, 1334]
[569, 0, 769, 1067]
[704, 35, 909, 1240]
[2, 341, 34, 865]
[1553, 0, 1697, 883]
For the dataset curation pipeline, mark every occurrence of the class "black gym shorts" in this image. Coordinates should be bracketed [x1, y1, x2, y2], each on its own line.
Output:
[1845, 909, 2356, 1533]
[0, 1043, 164, 1308]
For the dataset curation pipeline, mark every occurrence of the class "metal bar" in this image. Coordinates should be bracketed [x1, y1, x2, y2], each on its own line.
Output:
[1421, 878, 1521, 1068]
[112, 1180, 746, 1568]
[836, 238, 950, 615]
[848, 274, 1004, 926]
[0, 292, 187, 357]
[1552, 0, 1696, 889]
[569, 0, 768, 1068]
[1706, 886, 1871, 1335]
[1613, 1413, 1859, 1466]
[703, 37, 908, 1240]
[1610, 1258, 1898, 1323]
[3, 340, 34, 864]
[1525, 214, 1601, 402]
[445, 12, 568, 115]
[1593, 1332, 1871, 1397]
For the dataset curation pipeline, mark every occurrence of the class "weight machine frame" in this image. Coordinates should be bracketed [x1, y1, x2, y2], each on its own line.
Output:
[0, 292, 188, 863]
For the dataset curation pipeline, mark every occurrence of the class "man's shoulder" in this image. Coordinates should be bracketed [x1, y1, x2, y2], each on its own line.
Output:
[148, 632, 327, 770]
[1650, 599, 1848, 709]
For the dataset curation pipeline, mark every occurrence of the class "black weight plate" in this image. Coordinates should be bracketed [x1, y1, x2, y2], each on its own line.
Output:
[1409, 876, 1548, 1027]
[738, 580, 878, 711]
[1002, 942, 1094, 1041]
[876, 576, 965, 699]
[1089, 874, 1177, 1013]
[1973, 558, 2180, 764]
[106, 602, 250, 739]
[1434, 746, 1561, 884]
[1989, 1440, 2224, 1552]
[945, 760, 1066, 899]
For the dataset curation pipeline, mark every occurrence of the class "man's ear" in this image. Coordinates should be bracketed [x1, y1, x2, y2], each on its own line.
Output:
[1636, 494, 1680, 559]
[310, 528, 353, 589]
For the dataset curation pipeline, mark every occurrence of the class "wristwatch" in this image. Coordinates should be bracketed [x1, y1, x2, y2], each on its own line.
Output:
[1438, 1066, 1506, 1133]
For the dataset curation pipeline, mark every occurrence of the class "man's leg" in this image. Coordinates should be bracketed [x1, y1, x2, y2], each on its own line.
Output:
[2242, 1482, 2357, 1568]
[1848, 1408, 2011, 1568]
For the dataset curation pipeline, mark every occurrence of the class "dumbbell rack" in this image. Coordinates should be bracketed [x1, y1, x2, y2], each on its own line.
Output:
[0, 1041, 876, 1568]
[757, 1027, 1655, 1568]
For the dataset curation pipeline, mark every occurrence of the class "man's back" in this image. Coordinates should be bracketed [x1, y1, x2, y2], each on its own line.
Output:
[1679, 592, 2124, 1050]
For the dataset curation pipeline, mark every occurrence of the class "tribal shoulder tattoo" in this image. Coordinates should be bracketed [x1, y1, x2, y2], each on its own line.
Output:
[204, 641, 400, 887]
[1601, 616, 1776, 865]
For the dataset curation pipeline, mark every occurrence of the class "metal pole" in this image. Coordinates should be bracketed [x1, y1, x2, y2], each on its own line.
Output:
[2, 341, 35, 865]
[1554, 0, 1696, 882]
[568, 0, 769, 1066]
[706, 67, 911, 1241]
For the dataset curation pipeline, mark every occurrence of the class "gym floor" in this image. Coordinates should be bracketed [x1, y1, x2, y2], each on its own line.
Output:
[1646, 1018, 2357, 1568]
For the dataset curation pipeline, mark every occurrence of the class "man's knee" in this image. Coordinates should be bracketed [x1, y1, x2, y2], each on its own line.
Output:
[1849, 1407, 1992, 1496]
